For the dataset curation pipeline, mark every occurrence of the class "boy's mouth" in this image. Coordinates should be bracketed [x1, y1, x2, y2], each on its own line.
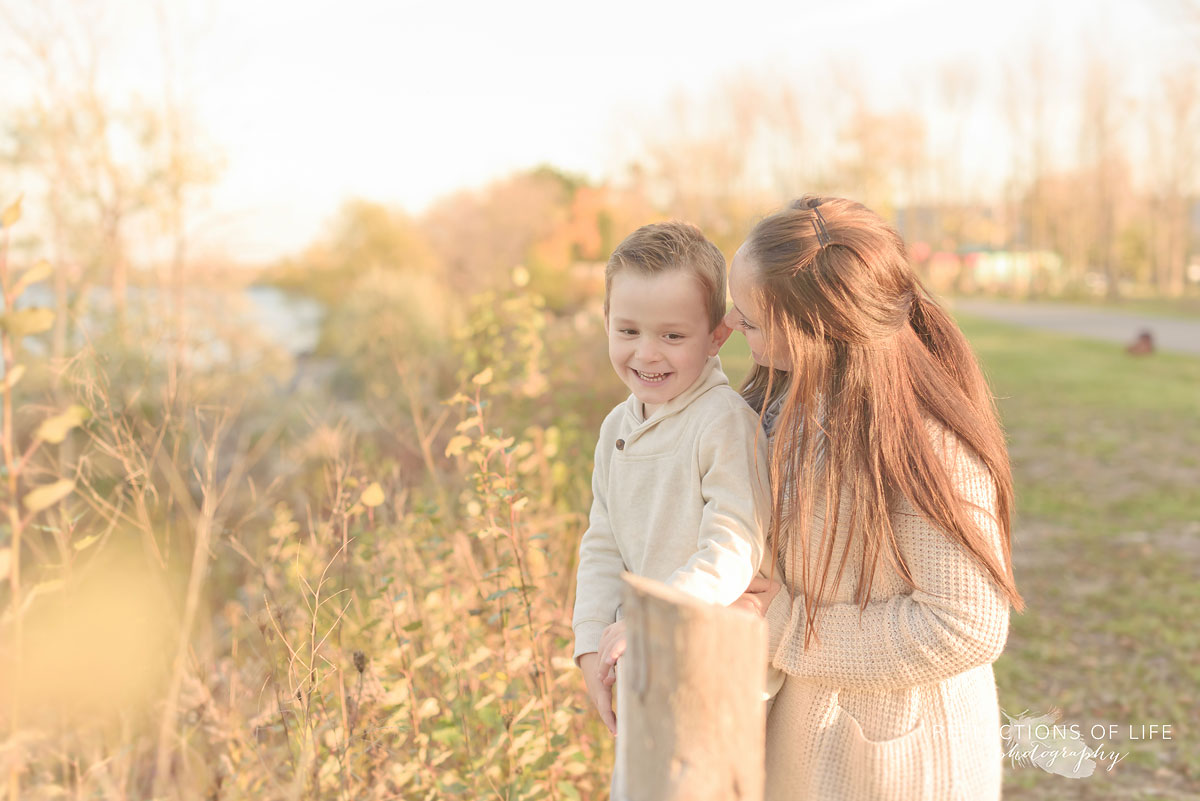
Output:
[633, 369, 670, 384]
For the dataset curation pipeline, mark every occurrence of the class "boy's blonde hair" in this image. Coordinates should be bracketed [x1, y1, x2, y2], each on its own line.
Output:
[604, 221, 727, 331]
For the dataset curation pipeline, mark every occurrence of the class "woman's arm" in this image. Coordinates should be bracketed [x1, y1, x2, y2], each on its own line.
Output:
[765, 439, 1011, 690]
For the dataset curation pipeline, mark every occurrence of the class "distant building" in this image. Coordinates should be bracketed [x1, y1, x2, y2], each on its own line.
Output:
[924, 251, 964, 292]
[961, 250, 1065, 294]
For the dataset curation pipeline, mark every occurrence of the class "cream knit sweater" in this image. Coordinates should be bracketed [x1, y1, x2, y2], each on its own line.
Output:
[572, 356, 770, 661]
[762, 420, 1011, 801]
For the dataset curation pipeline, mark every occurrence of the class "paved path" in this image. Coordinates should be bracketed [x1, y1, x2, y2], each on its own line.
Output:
[951, 299, 1200, 355]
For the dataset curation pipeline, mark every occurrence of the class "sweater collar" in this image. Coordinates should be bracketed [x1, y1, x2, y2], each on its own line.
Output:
[620, 356, 729, 438]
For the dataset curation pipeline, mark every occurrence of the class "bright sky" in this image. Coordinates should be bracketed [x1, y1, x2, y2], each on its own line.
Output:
[2, 0, 1195, 263]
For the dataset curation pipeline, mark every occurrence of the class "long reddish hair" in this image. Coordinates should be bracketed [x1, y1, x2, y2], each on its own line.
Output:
[741, 196, 1023, 647]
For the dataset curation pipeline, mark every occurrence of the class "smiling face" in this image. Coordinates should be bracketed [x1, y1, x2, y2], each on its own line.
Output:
[725, 246, 790, 370]
[606, 268, 729, 417]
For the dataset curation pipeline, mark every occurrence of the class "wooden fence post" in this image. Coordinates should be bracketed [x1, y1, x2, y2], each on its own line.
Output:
[614, 573, 765, 801]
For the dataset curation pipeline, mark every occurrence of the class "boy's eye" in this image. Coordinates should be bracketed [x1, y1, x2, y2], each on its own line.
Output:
[664, 333, 684, 341]
[740, 317, 756, 331]
[619, 328, 637, 336]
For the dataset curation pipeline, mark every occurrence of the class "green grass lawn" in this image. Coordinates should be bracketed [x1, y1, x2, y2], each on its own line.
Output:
[722, 318, 1200, 798]
[964, 315, 1200, 800]
[949, 292, 1200, 321]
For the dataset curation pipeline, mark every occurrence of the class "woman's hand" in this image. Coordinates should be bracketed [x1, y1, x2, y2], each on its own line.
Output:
[731, 575, 782, 617]
[597, 619, 627, 689]
[577, 652, 617, 735]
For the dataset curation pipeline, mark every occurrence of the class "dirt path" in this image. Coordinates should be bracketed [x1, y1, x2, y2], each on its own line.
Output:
[951, 299, 1200, 355]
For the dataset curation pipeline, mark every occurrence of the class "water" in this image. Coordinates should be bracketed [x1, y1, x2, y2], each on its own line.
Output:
[11, 283, 325, 358]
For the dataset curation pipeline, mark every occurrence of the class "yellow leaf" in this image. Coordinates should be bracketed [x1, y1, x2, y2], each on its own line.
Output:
[1, 196, 21, 228]
[411, 652, 437, 670]
[382, 684, 410, 706]
[510, 496, 529, 512]
[0, 308, 54, 338]
[360, 482, 385, 508]
[471, 367, 493, 386]
[511, 694, 539, 727]
[455, 415, 481, 432]
[23, 479, 74, 512]
[465, 647, 492, 670]
[444, 435, 471, 457]
[35, 405, 90, 444]
[12, 260, 52, 298]
[72, 533, 101, 551]
[3, 365, 25, 391]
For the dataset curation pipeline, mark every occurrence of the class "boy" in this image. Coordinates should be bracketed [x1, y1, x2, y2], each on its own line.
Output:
[572, 221, 773, 740]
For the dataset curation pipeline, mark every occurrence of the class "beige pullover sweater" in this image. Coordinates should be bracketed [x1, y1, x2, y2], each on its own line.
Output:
[761, 419, 1011, 801]
[572, 356, 770, 661]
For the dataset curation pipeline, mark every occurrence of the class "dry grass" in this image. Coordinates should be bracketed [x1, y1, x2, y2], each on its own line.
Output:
[5, 196, 1196, 800]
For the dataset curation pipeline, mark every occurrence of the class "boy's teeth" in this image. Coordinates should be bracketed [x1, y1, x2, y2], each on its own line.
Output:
[637, 370, 666, 381]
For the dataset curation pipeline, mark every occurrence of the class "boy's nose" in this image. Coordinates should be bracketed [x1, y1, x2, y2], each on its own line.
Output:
[634, 339, 662, 362]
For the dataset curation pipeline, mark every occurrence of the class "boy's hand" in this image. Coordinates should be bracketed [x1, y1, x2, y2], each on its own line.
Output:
[597, 620, 627, 688]
[731, 575, 782, 617]
[578, 652, 617, 735]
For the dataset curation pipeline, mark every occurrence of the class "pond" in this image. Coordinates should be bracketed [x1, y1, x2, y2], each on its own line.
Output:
[11, 283, 325, 360]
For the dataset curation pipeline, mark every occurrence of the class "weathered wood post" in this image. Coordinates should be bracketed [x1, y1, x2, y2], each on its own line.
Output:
[614, 573, 766, 801]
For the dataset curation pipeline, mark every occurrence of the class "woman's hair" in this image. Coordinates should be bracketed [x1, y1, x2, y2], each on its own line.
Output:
[742, 196, 1024, 647]
[604, 221, 728, 331]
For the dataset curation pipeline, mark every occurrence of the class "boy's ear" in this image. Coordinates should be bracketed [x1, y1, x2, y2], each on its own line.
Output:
[709, 320, 733, 355]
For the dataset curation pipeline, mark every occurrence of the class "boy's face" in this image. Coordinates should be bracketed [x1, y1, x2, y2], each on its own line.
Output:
[606, 269, 730, 416]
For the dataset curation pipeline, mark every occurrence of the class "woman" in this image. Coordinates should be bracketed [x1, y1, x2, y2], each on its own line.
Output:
[727, 196, 1024, 800]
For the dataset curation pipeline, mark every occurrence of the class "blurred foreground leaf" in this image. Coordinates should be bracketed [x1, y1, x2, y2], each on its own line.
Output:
[72, 533, 101, 551]
[36, 406, 90, 444]
[1, 195, 20, 227]
[12, 260, 53, 297]
[361, 482, 385, 507]
[0, 308, 55, 337]
[23, 479, 74, 512]
[445, 435, 471, 457]
[3, 365, 25, 391]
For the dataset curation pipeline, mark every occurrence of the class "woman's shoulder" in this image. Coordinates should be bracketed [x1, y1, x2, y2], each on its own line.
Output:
[921, 416, 983, 465]
[918, 416, 998, 506]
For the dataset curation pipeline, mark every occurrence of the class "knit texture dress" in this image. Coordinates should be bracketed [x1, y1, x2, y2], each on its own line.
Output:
[761, 418, 1011, 801]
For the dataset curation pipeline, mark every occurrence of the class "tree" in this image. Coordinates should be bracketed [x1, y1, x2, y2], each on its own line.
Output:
[624, 73, 825, 253]
[1147, 65, 1200, 296]
[1079, 50, 1130, 299]
[422, 170, 570, 297]
[1002, 42, 1057, 295]
[1, 1, 219, 366]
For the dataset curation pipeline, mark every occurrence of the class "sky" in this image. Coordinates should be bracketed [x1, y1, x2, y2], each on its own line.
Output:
[2, 0, 1196, 263]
